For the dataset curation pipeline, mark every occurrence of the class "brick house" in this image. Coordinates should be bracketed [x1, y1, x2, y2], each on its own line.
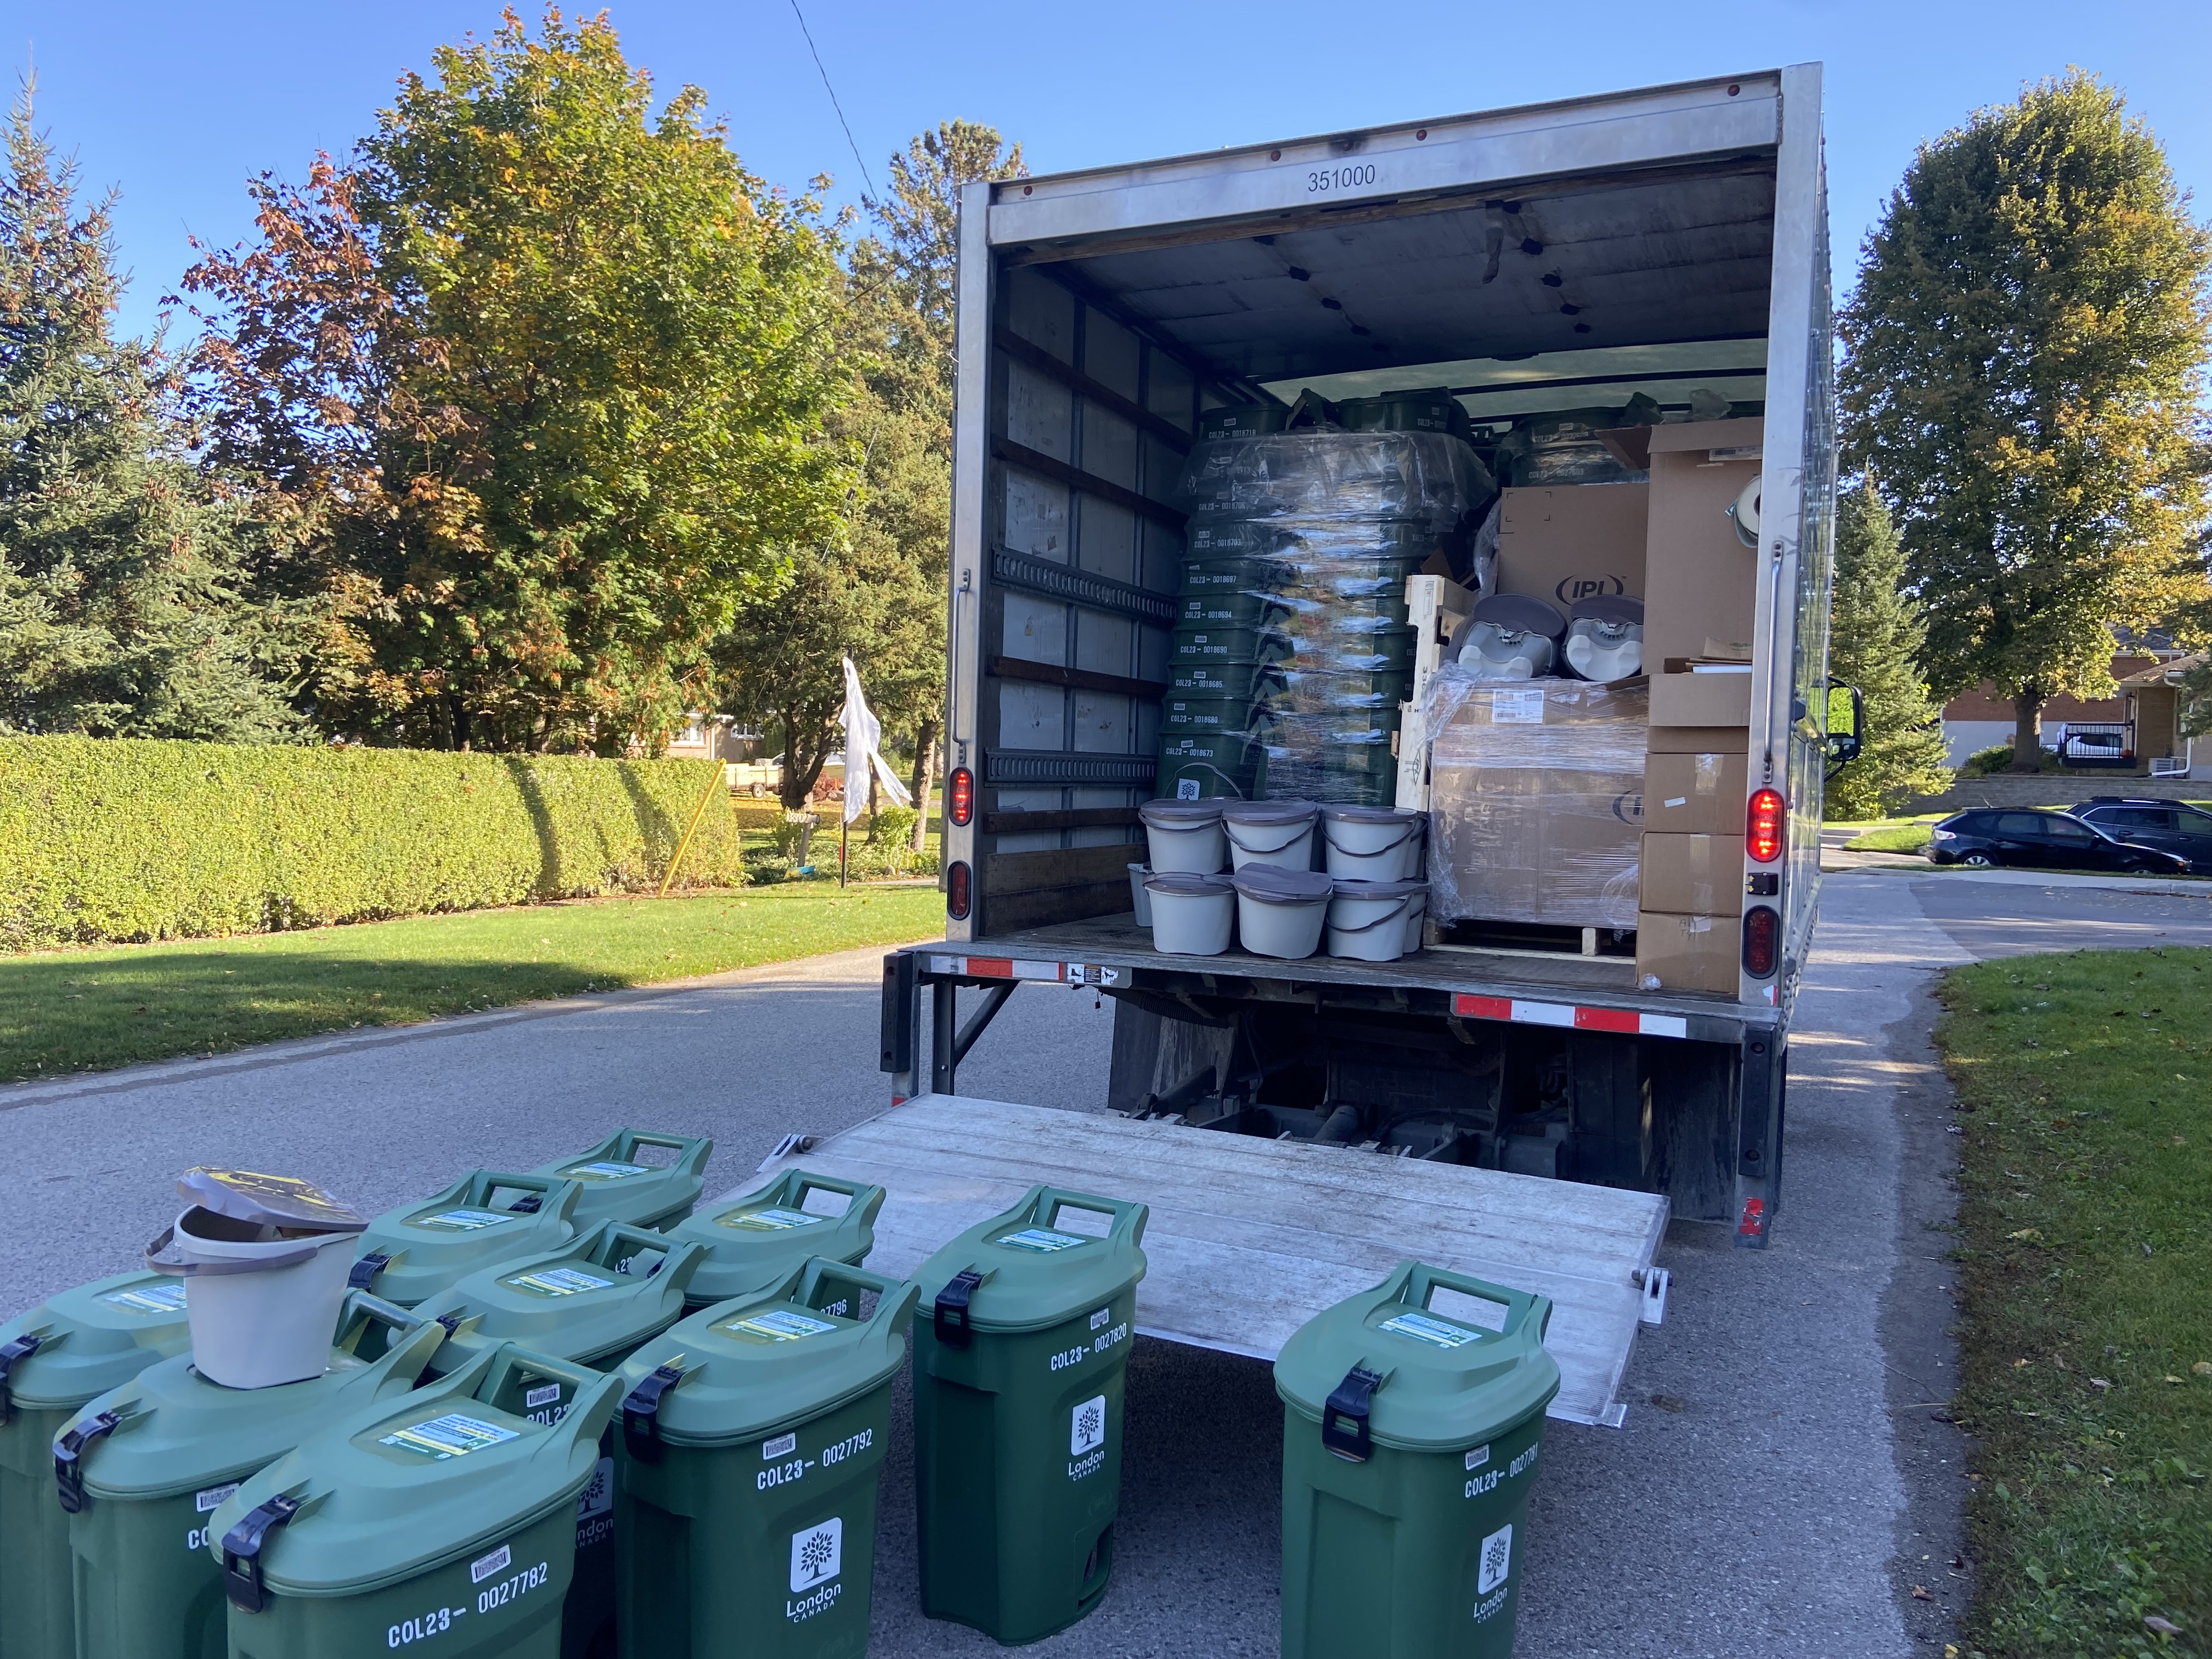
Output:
[1939, 647, 2199, 775]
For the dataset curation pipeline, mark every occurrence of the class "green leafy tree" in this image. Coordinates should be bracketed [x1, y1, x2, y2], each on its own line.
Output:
[182, 9, 855, 752]
[0, 86, 300, 740]
[1825, 480, 1953, 817]
[719, 122, 1023, 826]
[1839, 70, 2211, 771]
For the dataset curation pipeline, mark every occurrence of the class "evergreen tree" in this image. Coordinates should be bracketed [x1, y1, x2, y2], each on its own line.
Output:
[1839, 71, 2211, 771]
[0, 85, 299, 740]
[1826, 479, 1953, 819]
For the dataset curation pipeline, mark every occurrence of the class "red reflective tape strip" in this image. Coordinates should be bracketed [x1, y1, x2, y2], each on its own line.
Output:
[1736, 1195, 1768, 1237]
[966, 957, 1013, 978]
[1452, 995, 1512, 1021]
[1639, 1014, 1689, 1039]
[1572, 1006, 1638, 1034]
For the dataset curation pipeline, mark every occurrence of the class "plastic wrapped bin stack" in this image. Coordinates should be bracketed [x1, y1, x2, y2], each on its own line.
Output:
[1423, 669, 1648, 933]
[1163, 396, 1493, 806]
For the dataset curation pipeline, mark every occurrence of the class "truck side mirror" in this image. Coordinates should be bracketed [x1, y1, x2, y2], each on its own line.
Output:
[1824, 682, 1865, 776]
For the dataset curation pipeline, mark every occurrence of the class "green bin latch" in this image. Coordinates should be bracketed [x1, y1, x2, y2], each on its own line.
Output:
[347, 1253, 390, 1290]
[1321, 1367, 1384, 1463]
[222, 1492, 303, 1612]
[53, 1408, 121, 1511]
[933, 1269, 984, 1351]
[0, 1331, 42, 1420]
[621, 1363, 684, 1462]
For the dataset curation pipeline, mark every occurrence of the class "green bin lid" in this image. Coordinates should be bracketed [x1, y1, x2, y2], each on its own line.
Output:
[205, 1342, 618, 1598]
[668, 1170, 884, 1307]
[912, 1186, 1148, 1336]
[1, 1271, 196, 1415]
[1273, 1262, 1559, 1454]
[352, 1172, 583, 1307]
[617, 1259, 918, 1447]
[412, 1223, 704, 1372]
[528, 1129, 713, 1229]
[64, 1293, 445, 1502]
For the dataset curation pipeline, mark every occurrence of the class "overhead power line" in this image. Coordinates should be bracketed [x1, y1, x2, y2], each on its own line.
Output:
[787, 0, 879, 203]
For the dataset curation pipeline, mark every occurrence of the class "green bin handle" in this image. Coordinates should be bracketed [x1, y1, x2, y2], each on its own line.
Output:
[1393, 1260, 1550, 1343]
[588, 1222, 709, 1303]
[603, 1131, 714, 1182]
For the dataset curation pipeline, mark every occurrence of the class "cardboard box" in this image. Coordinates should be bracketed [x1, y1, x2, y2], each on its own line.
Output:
[1647, 724, 1752, 755]
[1494, 482, 1648, 608]
[1643, 418, 1762, 668]
[1429, 677, 1648, 930]
[1639, 833, 1745, 917]
[1648, 669, 1753, 727]
[1644, 752, 1749, 836]
[1635, 911, 1739, 995]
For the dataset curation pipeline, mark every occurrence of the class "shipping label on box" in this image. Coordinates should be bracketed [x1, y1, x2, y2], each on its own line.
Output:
[1635, 911, 1739, 995]
[1643, 752, 1750, 836]
[1639, 833, 1745, 917]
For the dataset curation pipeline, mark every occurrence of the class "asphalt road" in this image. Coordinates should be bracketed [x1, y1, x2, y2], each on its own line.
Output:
[4, 871, 2205, 1656]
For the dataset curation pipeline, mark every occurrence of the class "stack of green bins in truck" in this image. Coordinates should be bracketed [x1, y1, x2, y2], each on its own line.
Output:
[1, 1270, 194, 1659]
[411, 1222, 706, 1659]
[1169, 391, 1494, 808]
[613, 1259, 920, 1658]
[1274, 1261, 1560, 1659]
[57, 1292, 445, 1659]
[911, 1185, 1149, 1643]
[205, 1342, 620, 1659]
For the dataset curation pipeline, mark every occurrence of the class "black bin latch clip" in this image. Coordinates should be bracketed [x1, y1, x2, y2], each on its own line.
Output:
[53, 1409, 122, 1513]
[347, 1253, 390, 1291]
[1322, 1366, 1385, 1464]
[223, 1492, 304, 1612]
[622, 1364, 684, 1463]
[1, 1332, 43, 1424]
[934, 1269, 985, 1351]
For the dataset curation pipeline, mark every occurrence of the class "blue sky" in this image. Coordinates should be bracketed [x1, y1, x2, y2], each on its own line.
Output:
[14, 0, 2212, 346]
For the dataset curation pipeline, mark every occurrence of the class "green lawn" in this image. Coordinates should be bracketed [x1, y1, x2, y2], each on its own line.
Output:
[0, 883, 944, 1084]
[1845, 822, 1937, 853]
[1936, 951, 2212, 1657]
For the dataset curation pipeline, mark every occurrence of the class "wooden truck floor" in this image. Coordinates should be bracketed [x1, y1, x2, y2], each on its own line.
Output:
[751, 1093, 1671, 1427]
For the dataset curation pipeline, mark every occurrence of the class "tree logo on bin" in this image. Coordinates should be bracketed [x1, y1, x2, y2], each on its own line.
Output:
[790, 1518, 843, 1593]
[1071, 1395, 1108, 1456]
[1476, 1522, 1513, 1596]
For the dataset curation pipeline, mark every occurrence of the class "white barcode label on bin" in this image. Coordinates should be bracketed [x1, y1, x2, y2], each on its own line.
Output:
[471, 1544, 512, 1584]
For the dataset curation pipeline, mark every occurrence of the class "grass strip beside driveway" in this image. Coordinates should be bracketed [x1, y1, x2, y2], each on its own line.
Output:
[1, 884, 944, 1084]
[1937, 950, 2212, 1657]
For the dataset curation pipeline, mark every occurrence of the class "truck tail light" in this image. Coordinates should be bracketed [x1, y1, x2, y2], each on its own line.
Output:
[1747, 788, 1785, 862]
[946, 860, 972, 921]
[1742, 905, 1779, 977]
[948, 766, 974, 827]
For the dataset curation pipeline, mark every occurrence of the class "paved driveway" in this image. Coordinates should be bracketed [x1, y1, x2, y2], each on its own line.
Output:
[4, 872, 2205, 1656]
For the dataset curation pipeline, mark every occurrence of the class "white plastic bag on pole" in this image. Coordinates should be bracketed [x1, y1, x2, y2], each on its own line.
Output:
[839, 655, 912, 826]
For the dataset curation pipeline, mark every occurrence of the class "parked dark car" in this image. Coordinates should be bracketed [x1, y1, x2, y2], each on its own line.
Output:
[2070, 798, 2212, 875]
[1926, 809, 2192, 874]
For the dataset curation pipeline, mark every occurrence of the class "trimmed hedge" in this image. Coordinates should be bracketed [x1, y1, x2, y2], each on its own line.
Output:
[0, 736, 747, 952]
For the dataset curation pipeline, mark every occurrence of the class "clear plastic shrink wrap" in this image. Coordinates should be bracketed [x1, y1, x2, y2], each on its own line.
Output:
[1167, 429, 1494, 805]
[1420, 668, 1648, 930]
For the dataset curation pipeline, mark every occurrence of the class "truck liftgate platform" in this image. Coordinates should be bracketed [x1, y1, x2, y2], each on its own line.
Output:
[753, 1094, 1670, 1428]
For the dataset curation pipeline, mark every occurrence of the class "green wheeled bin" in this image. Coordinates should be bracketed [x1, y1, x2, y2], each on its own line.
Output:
[613, 1258, 919, 1658]
[1273, 1262, 1560, 1659]
[664, 1169, 885, 1310]
[414, 1222, 706, 1659]
[1, 1271, 194, 1659]
[205, 1342, 620, 1659]
[349, 1171, 584, 1308]
[528, 1131, 714, 1233]
[911, 1185, 1149, 1644]
[58, 1292, 445, 1659]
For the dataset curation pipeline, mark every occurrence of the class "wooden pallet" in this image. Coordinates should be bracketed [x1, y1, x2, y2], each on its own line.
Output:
[1393, 572, 1478, 811]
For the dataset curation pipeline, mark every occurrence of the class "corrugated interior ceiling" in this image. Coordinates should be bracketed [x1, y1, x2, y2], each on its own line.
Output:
[1040, 166, 1779, 387]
